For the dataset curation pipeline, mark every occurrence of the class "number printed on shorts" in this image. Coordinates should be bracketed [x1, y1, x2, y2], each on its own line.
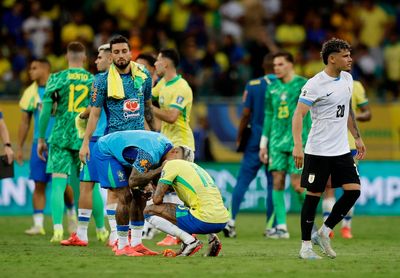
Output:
[336, 104, 345, 118]
[68, 84, 89, 113]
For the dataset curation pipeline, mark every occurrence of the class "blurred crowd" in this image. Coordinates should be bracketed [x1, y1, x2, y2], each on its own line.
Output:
[0, 0, 399, 101]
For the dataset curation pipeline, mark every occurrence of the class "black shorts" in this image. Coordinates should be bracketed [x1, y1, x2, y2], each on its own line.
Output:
[301, 152, 360, 193]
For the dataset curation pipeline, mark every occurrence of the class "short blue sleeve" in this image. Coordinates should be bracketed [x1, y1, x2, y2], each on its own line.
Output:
[91, 73, 107, 108]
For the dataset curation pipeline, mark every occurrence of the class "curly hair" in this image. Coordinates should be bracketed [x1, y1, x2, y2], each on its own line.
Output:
[320, 38, 351, 65]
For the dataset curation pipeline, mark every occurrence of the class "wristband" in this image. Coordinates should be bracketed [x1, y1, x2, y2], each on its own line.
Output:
[4, 143, 12, 148]
[259, 136, 268, 149]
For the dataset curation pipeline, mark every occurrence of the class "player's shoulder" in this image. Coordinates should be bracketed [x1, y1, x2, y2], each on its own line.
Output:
[248, 77, 263, 86]
[304, 71, 324, 87]
[340, 71, 353, 82]
[176, 76, 192, 92]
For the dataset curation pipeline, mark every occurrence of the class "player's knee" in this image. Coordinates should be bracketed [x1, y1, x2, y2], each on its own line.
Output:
[143, 206, 154, 219]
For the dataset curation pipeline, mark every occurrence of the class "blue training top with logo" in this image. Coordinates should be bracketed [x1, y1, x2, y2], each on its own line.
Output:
[243, 74, 276, 149]
[91, 74, 108, 137]
[90, 70, 152, 134]
[97, 130, 173, 172]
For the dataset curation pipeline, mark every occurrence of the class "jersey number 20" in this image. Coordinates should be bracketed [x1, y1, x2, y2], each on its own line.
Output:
[68, 84, 89, 113]
[336, 105, 345, 118]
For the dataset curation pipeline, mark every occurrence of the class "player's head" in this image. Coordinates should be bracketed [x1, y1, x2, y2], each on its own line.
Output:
[29, 58, 51, 82]
[272, 51, 294, 79]
[109, 35, 131, 70]
[321, 38, 352, 70]
[135, 53, 156, 75]
[164, 146, 195, 162]
[262, 53, 274, 74]
[155, 48, 180, 77]
[66, 41, 86, 64]
[96, 43, 112, 72]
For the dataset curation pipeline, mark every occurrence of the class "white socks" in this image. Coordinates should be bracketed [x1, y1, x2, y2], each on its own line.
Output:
[77, 209, 92, 241]
[147, 215, 194, 244]
[33, 212, 44, 228]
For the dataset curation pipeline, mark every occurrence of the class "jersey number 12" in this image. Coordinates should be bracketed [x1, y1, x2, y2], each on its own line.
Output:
[68, 84, 89, 113]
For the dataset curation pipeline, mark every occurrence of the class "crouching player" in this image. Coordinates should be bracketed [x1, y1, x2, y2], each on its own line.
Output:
[144, 159, 229, 257]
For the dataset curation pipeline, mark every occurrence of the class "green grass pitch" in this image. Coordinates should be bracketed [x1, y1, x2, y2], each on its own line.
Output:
[0, 214, 399, 277]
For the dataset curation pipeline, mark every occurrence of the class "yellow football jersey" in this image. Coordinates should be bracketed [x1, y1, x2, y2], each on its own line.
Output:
[152, 75, 195, 150]
[159, 160, 229, 224]
[348, 81, 369, 150]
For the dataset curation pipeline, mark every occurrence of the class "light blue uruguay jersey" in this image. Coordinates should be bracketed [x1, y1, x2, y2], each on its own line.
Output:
[97, 130, 173, 172]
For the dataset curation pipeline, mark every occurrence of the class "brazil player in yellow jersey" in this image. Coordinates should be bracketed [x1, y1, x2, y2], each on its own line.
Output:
[144, 156, 229, 257]
[322, 80, 371, 239]
[151, 48, 196, 246]
[152, 48, 195, 150]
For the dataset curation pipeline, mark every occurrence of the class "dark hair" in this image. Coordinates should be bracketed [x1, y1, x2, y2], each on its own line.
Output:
[67, 41, 85, 53]
[262, 53, 274, 72]
[272, 51, 294, 64]
[32, 58, 51, 68]
[160, 48, 180, 68]
[321, 38, 351, 65]
[136, 53, 156, 67]
[109, 35, 130, 50]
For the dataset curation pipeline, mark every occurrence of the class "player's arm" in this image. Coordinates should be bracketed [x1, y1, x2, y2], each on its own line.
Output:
[355, 104, 371, 122]
[0, 112, 14, 164]
[80, 107, 100, 163]
[237, 107, 251, 147]
[16, 111, 32, 164]
[129, 166, 163, 189]
[144, 99, 156, 131]
[348, 99, 366, 160]
[152, 182, 170, 205]
[292, 102, 311, 169]
[152, 105, 180, 124]
[37, 100, 52, 162]
[259, 90, 272, 163]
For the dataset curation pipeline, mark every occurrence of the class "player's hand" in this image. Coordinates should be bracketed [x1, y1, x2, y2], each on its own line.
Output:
[4, 145, 14, 165]
[37, 139, 48, 162]
[292, 144, 304, 169]
[355, 137, 366, 160]
[16, 148, 24, 165]
[259, 147, 268, 164]
[79, 142, 90, 164]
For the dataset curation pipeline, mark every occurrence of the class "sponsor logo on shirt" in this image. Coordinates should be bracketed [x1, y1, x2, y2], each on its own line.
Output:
[123, 99, 140, 119]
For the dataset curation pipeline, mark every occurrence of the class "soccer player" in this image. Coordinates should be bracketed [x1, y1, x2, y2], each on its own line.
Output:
[322, 80, 371, 239]
[224, 54, 276, 238]
[259, 51, 311, 239]
[61, 44, 113, 246]
[17, 59, 77, 235]
[293, 38, 366, 259]
[135, 53, 158, 87]
[144, 159, 229, 256]
[38, 42, 93, 242]
[79, 35, 155, 251]
[0, 110, 13, 165]
[151, 48, 195, 246]
[92, 130, 190, 256]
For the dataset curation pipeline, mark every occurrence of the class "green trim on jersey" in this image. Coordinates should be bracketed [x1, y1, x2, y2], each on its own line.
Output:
[159, 179, 174, 186]
[176, 176, 196, 194]
[108, 163, 117, 188]
[357, 101, 369, 107]
[165, 75, 181, 86]
[169, 104, 184, 111]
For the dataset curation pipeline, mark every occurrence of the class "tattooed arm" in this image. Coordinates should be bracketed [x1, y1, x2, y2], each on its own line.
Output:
[152, 182, 170, 205]
[144, 100, 156, 131]
[348, 99, 366, 160]
[129, 166, 163, 189]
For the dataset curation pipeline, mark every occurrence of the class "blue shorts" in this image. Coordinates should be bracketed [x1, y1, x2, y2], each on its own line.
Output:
[351, 149, 357, 157]
[80, 137, 100, 182]
[29, 142, 51, 183]
[176, 205, 227, 234]
[92, 143, 130, 189]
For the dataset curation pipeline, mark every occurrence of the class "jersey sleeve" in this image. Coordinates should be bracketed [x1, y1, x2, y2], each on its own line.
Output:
[262, 87, 273, 138]
[298, 81, 319, 106]
[131, 148, 155, 173]
[151, 79, 162, 102]
[43, 73, 63, 103]
[353, 81, 368, 107]
[91, 74, 106, 108]
[158, 160, 179, 186]
[242, 82, 252, 109]
[168, 83, 192, 111]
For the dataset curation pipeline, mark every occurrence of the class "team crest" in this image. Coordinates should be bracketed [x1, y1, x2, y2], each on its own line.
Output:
[176, 96, 184, 104]
[308, 173, 315, 184]
[117, 170, 126, 182]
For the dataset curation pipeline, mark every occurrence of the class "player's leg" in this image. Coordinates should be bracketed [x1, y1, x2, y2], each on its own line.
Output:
[322, 178, 335, 222]
[47, 145, 72, 242]
[299, 154, 330, 259]
[106, 189, 118, 246]
[92, 183, 108, 241]
[25, 142, 50, 235]
[264, 168, 276, 236]
[128, 189, 158, 255]
[144, 204, 202, 256]
[224, 150, 260, 238]
[64, 184, 77, 233]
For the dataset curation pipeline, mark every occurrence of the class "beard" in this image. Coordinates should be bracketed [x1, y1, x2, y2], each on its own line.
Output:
[114, 59, 130, 70]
